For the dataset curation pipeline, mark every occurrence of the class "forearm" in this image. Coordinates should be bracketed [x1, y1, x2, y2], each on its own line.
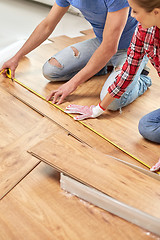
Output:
[14, 20, 55, 61]
[100, 92, 114, 110]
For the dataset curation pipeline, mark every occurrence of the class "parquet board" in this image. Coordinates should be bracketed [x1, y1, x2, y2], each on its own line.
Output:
[0, 162, 157, 240]
[0, 117, 61, 199]
[28, 132, 160, 220]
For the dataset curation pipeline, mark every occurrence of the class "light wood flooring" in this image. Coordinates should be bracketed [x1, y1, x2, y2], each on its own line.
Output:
[0, 29, 160, 239]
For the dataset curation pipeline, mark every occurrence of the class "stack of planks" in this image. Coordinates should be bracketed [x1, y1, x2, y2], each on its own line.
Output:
[0, 29, 160, 239]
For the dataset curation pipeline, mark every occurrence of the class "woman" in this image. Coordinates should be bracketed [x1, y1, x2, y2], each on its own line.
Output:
[66, 0, 160, 171]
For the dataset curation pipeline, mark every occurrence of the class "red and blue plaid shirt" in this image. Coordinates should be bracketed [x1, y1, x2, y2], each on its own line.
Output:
[108, 23, 160, 98]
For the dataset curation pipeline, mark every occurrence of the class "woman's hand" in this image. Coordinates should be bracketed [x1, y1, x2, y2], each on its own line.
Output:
[65, 103, 105, 120]
[150, 158, 160, 172]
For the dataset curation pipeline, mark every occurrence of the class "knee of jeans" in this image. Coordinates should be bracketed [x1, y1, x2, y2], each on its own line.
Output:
[138, 117, 146, 136]
[107, 100, 121, 111]
[138, 117, 158, 142]
[42, 59, 64, 81]
[71, 46, 80, 58]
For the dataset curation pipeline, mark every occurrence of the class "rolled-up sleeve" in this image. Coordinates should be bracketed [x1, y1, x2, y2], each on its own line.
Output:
[108, 24, 146, 98]
[56, 0, 70, 7]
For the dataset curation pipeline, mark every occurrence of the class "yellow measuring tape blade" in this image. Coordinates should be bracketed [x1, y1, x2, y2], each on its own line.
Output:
[1, 68, 152, 169]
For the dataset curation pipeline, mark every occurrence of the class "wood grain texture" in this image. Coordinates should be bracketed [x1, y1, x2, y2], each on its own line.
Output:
[0, 75, 149, 170]
[28, 132, 160, 219]
[0, 117, 61, 199]
[11, 39, 160, 167]
[0, 87, 41, 148]
[49, 29, 96, 44]
[0, 162, 157, 240]
[0, 32, 159, 169]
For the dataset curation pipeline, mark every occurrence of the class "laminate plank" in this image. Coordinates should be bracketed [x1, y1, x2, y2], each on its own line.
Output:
[0, 117, 61, 199]
[0, 162, 157, 240]
[13, 40, 160, 168]
[0, 87, 41, 148]
[1, 34, 159, 168]
[49, 28, 95, 44]
[0, 77, 149, 170]
[28, 132, 160, 219]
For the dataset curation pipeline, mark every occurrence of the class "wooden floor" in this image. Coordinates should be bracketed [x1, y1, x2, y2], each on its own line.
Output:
[0, 29, 160, 239]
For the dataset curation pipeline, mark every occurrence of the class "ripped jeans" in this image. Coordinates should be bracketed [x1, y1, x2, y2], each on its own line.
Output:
[43, 37, 151, 111]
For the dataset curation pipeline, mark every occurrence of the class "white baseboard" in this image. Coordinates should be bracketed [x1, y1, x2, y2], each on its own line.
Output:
[0, 40, 26, 68]
[60, 173, 160, 236]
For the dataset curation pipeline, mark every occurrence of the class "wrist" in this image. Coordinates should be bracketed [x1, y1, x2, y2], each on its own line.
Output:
[92, 104, 104, 118]
[14, 52, 23, 62]
[98, 102, 106, 111]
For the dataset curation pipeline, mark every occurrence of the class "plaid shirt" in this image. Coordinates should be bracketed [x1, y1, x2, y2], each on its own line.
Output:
[108, 23, 160, 98]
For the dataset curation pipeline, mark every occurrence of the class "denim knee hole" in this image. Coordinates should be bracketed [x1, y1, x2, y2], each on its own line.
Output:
[49, 58, 63, 69]
[71, 46, 80, 58]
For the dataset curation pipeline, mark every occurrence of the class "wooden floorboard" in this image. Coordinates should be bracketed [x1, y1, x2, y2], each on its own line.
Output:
[0, 75, 150, 170]
[0, 162, 157, 240]
[1, 44, 158, 169]
[49, 28, 96, 44]
[0, 33, 158, 169]
[28, 131, 160, 220]
[0, 31, 159, 238]
[0, 87, 41, 149]
[0, 116, 61, 199]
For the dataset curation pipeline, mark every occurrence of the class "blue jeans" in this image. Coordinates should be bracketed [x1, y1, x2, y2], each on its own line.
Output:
[100, 52, 151, 110]
[43, 37, 151, 110]
[138, 109, 160, 143]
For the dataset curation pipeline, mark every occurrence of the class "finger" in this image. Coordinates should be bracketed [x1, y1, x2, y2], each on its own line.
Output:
[74, 113, 92, 121]
[65, 110, 76, 114]
[65, 110, 83, 114]
[53, 91, 63, 104]
[150, 159, 160, 172]
[66, 104, 85, 111]
[57, 93, 66, 105]
[65, 107, 85, 114]
[11, 69, 15, 79]
[46, 90, 57, 101]
[66, 104, 83, 109]
[3, 72, 7, 78]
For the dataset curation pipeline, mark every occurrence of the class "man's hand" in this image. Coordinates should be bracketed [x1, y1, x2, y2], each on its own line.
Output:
[65, 103, 105, 120]
[150, 158, 160, 172]
[1, 57, 19, 79]
[46, 81, 77, 104]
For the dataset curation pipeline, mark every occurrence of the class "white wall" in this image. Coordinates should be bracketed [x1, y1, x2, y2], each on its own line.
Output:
[32, 0, 54, 5]
[31, 0, 82, 15]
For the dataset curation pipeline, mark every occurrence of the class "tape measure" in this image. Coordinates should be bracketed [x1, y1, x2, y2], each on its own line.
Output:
[0, 68, 152, 169]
